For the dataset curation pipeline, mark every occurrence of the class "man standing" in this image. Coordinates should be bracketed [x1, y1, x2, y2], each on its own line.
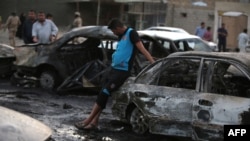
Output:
[74, 18, 155, 130]
[72, 11, 82, 44]
[32, 11, 58, 44]
[203, 26, 213, 42]
[217, 23, 228, 52]
[195, 22, 206, 38]
[237, 29, 249, 52]
[72, 11, 82, 29]
[4, 12, 21, 46]
[22, 10, 37, 44]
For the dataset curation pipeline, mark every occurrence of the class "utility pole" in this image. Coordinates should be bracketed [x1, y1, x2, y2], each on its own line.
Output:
[96, 0, 101, 25]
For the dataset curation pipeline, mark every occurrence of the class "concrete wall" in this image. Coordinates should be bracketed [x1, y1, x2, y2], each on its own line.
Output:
[166, 4, 214, 36]
[214, 2, 250, 49]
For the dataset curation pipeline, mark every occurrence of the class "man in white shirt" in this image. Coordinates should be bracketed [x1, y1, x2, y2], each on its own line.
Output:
[32, 11, 58, 44]
[237, 29, 249, 52]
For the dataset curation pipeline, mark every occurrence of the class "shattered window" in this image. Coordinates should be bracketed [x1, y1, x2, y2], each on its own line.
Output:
[135, 61, 164, 84]
[156, 58, 200, 90]
[204, 60, 250, 98]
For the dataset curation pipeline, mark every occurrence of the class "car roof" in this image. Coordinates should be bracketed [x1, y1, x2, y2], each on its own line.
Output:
[144, 26, 189, 34]
[56, 26, 118, 45]
[168, 51, 250, 68]
[138, 30, 200, 41]
[71, 26, 118, 39]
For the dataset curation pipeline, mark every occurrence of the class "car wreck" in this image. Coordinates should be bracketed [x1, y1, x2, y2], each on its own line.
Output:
[11, 26, 118, 89]
[0, 106, 52, 141]
[111, 51, 250, 141]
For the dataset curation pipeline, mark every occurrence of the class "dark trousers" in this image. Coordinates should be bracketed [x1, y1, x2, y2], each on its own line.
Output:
[96, 68, 130, 109]
[218, 40, 226, 52]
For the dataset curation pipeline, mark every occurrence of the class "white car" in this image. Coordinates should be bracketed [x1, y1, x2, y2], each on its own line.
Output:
[138, 30, 216, 52]
[144, 26, 190, 34]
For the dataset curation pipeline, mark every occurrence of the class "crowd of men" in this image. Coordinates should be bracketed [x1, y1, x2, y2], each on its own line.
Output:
[1, 10, 83, 47]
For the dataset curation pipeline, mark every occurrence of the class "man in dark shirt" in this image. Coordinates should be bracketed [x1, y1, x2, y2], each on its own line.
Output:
[217, 23, 228, 52]
[74, 18, 155, 130]
[22, 10, 36, 44]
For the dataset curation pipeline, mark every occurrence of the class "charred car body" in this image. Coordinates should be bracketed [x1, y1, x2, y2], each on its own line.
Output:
[12, 26, 118, 89]
[111, 51, 250, 141]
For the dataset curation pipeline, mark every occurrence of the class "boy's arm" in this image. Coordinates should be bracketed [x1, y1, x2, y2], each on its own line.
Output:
[135, 41, 155, 64]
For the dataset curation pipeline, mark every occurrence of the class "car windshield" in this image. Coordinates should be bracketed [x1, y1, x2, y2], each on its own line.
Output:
[174, 38, 213, 52]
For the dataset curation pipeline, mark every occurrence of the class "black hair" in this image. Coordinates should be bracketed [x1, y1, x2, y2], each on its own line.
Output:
[107, 18, 124, 29]
[11, 12, 16, 16]
[243, 28, 247, 33]
[29, 9, 36, 13]
[46, 13, 53, 18]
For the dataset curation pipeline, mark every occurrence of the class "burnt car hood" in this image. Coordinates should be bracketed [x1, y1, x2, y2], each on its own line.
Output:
[13, 44, 40, 66]
[0, 106, 52, 141]
[0, 43, 15, 58]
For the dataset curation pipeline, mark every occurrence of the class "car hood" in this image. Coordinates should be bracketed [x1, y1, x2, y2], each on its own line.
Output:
[0, 43, 15, 58]
[0, 106, 52, 141]
[13, 44, 44, 66]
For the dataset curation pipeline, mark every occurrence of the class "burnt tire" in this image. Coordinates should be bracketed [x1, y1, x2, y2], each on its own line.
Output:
[39, 71, 59, 89]
[130, 107, 149, 135]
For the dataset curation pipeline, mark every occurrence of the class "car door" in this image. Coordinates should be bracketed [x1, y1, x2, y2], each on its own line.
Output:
[134, 57, 202, 138]
[192, 59, 250, 141]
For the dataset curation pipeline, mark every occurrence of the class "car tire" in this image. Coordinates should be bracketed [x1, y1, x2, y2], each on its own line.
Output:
[130, 107, 149, 135]
[39, 71, 59, 90]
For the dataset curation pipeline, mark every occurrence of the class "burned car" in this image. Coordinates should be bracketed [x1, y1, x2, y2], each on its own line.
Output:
[0, 43, 16, 77]
[12, 26, 118, 89]
[112, 51, 250, 141]
[0, 106, 52, 141]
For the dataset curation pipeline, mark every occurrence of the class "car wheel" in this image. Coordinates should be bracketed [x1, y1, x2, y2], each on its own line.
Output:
[39, 71, 59, 89]
[130, 107, 149, 134]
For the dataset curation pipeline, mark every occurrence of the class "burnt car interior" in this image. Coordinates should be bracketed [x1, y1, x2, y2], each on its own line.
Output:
[59, 37, 112, 74]
[205, 60, 250, 98]
[156, 58, 199, 90]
